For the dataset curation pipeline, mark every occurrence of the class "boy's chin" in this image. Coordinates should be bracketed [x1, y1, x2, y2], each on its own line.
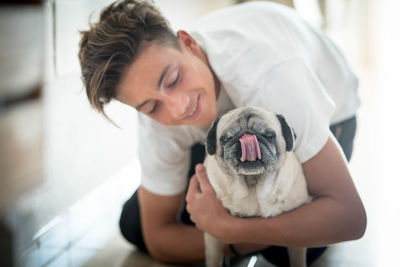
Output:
[197, 114, 217, 128]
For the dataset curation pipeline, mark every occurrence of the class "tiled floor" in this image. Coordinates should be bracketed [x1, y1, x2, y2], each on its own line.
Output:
[16, 0, 400, 266]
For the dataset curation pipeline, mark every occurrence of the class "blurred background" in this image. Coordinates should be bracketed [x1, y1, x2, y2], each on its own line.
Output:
[0, 0, 399, 266]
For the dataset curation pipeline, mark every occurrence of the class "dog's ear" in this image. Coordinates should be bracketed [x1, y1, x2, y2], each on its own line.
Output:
[205, 116, 221, 155]
[276, 114, 296, 151]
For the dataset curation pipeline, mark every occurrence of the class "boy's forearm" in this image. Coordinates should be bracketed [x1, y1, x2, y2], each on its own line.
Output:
[225, 195, 366, 248]
[149, 222, 269, 263]
[146, 223, 205, 264]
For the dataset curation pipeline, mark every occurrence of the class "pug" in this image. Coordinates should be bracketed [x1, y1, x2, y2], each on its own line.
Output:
[203, 106, 309, 267]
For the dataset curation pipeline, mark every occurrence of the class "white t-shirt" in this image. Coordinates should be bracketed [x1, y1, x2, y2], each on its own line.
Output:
[138, 2, 360, 196]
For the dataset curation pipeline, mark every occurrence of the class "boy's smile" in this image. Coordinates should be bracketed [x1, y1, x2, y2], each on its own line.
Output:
[116, 31, 220, 127]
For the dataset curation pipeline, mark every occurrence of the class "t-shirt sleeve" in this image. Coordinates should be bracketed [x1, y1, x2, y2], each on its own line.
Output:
[237, 57, 336, 163]
[137, 117, 191, 196]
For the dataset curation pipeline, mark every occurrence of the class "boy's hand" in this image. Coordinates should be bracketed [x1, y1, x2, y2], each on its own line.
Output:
[185, 163, 231, 240]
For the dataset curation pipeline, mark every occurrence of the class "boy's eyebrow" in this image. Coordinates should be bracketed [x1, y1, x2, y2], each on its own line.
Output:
[135, 64, 172, 110]
[135, 100, 150, 111]
[157, 64, 172, 89]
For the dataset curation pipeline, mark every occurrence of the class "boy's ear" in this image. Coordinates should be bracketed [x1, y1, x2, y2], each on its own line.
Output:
[177, 30, 200, 54]
[276, 114, 297, 151]
[205, 116, 221, 155]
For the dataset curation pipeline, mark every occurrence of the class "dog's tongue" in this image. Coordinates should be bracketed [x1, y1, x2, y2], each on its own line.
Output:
[239, 134, 261, 162]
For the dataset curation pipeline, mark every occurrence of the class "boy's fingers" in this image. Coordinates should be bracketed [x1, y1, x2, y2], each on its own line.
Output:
[195, 164, 212, 193]
[186, 174, 201, 201]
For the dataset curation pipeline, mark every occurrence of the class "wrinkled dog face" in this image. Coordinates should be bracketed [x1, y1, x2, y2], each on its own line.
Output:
[206, 107, 296, 176]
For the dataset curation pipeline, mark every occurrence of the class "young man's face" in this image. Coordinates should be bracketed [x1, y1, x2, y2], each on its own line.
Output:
[116, 31, 219, 127]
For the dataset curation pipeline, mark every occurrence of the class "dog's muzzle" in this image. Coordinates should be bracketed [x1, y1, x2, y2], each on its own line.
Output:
[222, 129, 278, 175]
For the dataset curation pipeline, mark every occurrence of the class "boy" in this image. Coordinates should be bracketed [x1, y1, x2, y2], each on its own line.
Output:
[79, 0, 366, 265]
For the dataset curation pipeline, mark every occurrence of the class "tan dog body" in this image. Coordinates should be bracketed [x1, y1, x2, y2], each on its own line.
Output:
[203, 107, 309, 267]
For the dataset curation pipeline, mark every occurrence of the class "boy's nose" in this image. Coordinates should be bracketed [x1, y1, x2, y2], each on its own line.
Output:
[167, 93, 191, 119]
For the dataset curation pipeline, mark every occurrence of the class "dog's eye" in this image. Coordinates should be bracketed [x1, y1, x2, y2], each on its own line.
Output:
[220, 135, 229, 144]
[265, 131, 276, 141]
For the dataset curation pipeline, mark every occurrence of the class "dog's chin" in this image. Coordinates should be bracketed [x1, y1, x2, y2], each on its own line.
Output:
[237, 161, 266, 175]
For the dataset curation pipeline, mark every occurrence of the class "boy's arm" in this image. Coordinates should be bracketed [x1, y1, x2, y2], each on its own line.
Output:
[138, 186, 205, 263]
[186, 136, 367, 248]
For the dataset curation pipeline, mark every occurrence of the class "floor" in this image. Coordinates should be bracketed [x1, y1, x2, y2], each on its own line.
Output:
[15, 0, 400, 266]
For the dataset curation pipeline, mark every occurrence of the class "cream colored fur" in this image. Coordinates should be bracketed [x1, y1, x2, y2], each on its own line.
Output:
[203, 107, 309, 267]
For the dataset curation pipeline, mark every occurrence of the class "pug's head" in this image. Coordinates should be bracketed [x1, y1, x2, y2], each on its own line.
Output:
[206, 106, 296, 176]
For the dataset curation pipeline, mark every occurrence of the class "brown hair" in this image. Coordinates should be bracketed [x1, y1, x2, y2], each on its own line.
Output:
[78, 0, 180, 119]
